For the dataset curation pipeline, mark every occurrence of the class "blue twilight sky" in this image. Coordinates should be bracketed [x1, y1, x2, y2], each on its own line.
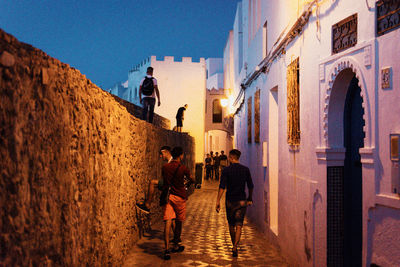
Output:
[0, 0, 241, 89]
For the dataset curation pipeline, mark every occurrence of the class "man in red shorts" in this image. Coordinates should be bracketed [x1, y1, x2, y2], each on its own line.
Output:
[161, 146, 195, 260]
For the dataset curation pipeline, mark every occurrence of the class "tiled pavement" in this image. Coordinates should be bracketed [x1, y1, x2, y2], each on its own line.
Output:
[123, 180, 288, 267]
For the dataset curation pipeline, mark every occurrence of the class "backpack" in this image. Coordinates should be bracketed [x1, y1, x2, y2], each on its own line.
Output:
[142, 76, 154, 96]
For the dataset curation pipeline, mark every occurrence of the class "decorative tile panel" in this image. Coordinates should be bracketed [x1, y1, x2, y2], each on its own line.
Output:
[382, 67, 391, 89]
[364, 45, 371, 67]
[319, 64, 325, 81]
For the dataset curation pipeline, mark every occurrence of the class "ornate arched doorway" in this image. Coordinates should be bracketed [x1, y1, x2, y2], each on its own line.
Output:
[326, 68, 364, 267]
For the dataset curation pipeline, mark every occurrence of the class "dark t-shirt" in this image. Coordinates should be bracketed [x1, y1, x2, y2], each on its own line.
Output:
[219, 154, 228, 166]
[162, 160, 191, 199]
[214, 156, 220, 166]
[205, 157, 212, 166]
[176, 107, 186, 119]
[219, 163, 254, 202]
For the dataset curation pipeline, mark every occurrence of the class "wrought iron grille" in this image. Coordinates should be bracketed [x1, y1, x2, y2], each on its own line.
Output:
[287, 57, 300, 146]
[377, 0, 400, 36]
[332, 14, 358, 54]
[327, 166, 344, 267]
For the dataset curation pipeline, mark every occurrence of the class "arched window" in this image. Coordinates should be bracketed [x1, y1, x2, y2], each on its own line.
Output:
[213, 99, 222, 123]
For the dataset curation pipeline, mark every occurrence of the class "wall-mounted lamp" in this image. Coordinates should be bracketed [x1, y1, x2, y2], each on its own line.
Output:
[220, 98, 229, 107]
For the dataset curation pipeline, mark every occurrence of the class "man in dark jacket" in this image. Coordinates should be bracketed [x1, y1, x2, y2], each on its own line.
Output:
[215, 149, 254, 258]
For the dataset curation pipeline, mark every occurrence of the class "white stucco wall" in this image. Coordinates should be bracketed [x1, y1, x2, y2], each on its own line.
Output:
[223, 31, 235, 91]
[369, 17, 400, 267]
[149, 56, 206, 163]
[206, 58, 223, 78]
[228, 0, 400, 266]
[127, 58, 151, 105]
[205, 130, 233, 156]
[124, 56, 206, 163]
[207, 73, 223, 90]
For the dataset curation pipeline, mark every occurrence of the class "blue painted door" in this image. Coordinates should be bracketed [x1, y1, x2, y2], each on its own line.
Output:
[343, 75, 364, 267]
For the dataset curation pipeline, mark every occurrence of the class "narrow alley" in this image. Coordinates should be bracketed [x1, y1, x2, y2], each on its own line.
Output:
[123, 181, 288, 267]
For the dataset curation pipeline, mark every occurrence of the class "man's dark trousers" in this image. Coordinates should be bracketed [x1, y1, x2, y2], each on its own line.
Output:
[142, 97, 155, 123]
[214, 165, 220, 180]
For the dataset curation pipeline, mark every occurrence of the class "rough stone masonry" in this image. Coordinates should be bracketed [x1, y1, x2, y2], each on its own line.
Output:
[0, 29, 195, 266]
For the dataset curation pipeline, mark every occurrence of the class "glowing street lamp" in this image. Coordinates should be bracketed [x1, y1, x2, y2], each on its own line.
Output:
[220, 98, 229, 107]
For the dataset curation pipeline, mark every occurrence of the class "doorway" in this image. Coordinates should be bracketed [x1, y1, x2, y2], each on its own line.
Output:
[268, 88, 278, 235]
[343, 75, 364, 266]
[327, 72, 364, 267]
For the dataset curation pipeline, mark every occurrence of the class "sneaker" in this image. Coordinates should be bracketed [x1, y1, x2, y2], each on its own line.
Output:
[232, 248, 238, 257]
[171, 245, 185, 253]
[171, 237, 182, 244]
[136, 203, 150, 213]
[164, 249, 171, 260]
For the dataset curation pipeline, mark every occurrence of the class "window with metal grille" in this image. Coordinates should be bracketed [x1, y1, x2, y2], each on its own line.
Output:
[377, 0, 400, 36]
[212, 99, 222, 123]
[327, 166, 344, 267]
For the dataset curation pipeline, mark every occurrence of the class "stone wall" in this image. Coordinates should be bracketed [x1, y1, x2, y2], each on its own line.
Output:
[110, 94, 171, 130]
[0, 29, 195, 266]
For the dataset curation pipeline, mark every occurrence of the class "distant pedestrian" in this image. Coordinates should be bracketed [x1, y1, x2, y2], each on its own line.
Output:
[161, 147, 196, 260]
[205, 153, 213, 180]
[214, 151, 220, 180]
[215, 149, 254, 258]
[175, 104, 188, 132]
[210, 151, 215, 179]
[219, 150, 228, 172]
[139, 67, 161, 123]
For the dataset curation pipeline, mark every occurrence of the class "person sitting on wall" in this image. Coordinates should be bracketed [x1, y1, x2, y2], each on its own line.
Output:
[175, 104, 188, 132]
[139, 66, 161, 123]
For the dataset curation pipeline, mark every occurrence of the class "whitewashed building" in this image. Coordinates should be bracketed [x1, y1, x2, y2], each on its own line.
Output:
[112, 56, 206, 163]
[225, 0, 400, 266]
[107, 80, 128, 100]
[205, 58, 234, 156]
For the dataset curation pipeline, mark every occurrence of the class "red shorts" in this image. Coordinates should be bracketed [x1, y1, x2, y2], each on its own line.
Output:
[163, 194, 186, 221]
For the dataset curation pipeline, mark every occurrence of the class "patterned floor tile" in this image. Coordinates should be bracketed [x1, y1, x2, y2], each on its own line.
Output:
[123, 180, 288, 267]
